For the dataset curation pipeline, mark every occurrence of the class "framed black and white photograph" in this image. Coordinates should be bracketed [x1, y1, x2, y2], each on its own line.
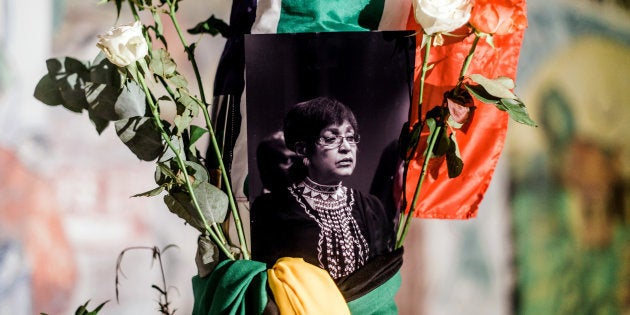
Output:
[244, 31, 416, 207]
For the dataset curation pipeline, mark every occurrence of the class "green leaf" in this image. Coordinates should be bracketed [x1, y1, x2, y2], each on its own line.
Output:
[155, 161, 177, 186]
[132, 185, 165, 197]
[115, 116, 164, 161]
[494, 76, 515, 90]
[90, 52, 122, 87]
[499, 98, 538, 127]
[398, 121, 422, 161]
[149, 49, 177, 78]
[176, 90, 199, 114]
[468, 74, 517, 99]
[190, 125, 208, 146]
[58, 77, 89, 113]
[187, 15, 230, 37]
[446, 133, 463, 178]
[164, 193, 199, 229]
[45, 57, 90, 113]
[114, 81, 146, 119]
[85, 82, 119, 121]
[194, 181, 229, 224]
[88, 109, 110, 134]
[34, 74, 64, 105]
[85, 80, 145, 122]
[185, 161, 209, 185]
[464, 84, 499, 104]
[164, 182, 229, 232]
[167, 73, 188, 90]
[431, 125, 449, 157]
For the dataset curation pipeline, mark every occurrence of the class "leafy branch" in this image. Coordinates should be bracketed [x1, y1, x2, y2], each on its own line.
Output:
[33, 0, 248, 260]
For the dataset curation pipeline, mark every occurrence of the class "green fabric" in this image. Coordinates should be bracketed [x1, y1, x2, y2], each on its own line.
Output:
[347, 270, 401, 315]
[192, 259, 268, 315]
[277, 0, 384, 33]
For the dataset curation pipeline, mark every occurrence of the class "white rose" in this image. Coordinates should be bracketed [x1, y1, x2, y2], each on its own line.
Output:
[96, 21, 148, 67]
[413, 0, 473, 35]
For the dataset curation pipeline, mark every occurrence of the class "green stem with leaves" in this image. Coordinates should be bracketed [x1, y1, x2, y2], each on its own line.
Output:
[396, 124, 441, 248]
[136, 69, 235, 260]
[395, 34, 434, 248]
[453, 32, 480, 97]
[165, 0, 250, 259]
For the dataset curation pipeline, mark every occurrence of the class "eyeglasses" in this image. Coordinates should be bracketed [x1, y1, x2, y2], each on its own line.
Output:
[316, 134, 360, 148]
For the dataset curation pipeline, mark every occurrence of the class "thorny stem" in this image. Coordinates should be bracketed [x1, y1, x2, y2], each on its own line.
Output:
[165, 1, 250, 259]
[136, 70, 235, 260]
[395, 32, 481, 247]
[396, 124, 441, 249]
[453, 32, 480, 97]
[395, 35, 433, 248]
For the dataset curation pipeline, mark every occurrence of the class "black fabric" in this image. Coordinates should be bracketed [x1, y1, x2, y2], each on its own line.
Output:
[336, 247, 404, 302]
[205, 0, 256, 175]
[250, 185, 396, 278]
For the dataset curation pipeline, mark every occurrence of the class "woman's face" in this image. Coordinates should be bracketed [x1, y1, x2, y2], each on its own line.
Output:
[307, 120, 358, 185]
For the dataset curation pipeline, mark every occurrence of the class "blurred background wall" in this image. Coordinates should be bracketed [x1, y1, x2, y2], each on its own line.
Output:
[0, 0, 628, 314]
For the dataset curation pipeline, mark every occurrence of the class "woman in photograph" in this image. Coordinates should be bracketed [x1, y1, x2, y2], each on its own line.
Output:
[250, 96, 402, 312]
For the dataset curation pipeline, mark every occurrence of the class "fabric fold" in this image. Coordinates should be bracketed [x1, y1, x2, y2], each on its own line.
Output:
[267, 257, 351, 315]
[192, 259, 268, 315]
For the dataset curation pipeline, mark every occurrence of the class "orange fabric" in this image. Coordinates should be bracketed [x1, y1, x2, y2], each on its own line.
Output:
[403, 2, 527, 219]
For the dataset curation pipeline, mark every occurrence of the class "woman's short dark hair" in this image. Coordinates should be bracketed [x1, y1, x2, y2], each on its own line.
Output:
[283, 97, 358, 153]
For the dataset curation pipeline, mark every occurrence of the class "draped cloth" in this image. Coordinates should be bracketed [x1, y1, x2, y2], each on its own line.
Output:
[267, 257, 351, 315]
[192, 253, 402, 315]
[402, 4, 527, 219]
[191, 260, 268, 315]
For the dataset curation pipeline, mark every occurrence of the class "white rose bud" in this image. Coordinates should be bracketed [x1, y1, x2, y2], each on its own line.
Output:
[96, 21, 148, 67]
[413, 0, 473, 35]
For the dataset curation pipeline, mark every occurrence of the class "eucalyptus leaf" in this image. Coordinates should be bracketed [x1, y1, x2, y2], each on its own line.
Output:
[90, 52, 122, 87]
[114, 81, 146, 119]
[185, 160, 209, 185]
[115, 116, 164, 161]
[88, 109, 110, 134]
[64, 57, 90, 78]
[85, 82, 119, 121]
[193, 181, 228, 224]
[34, 74, 64, 105]
[44, 57, 90, 113]
[155, 162, 177, 186]
[499, 98, 538, 127]
[164, 183, 228, 232]
[164, 193, 204, 232]
[59, 77, 89, 113]
[468, 74, 517, 99]
[158, 135, 182, 165]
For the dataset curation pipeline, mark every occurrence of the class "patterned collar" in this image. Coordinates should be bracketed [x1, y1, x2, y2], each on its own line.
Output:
[299, 177, 345, 201]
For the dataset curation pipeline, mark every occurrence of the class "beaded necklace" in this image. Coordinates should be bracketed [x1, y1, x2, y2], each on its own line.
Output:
[289, 177, 369, 278]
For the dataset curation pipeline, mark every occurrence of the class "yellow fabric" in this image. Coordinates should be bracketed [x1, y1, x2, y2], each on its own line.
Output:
[267, 257, 350, 315]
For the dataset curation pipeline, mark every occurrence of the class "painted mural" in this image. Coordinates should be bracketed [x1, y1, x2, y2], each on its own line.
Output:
[509, 0, 630, 313]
